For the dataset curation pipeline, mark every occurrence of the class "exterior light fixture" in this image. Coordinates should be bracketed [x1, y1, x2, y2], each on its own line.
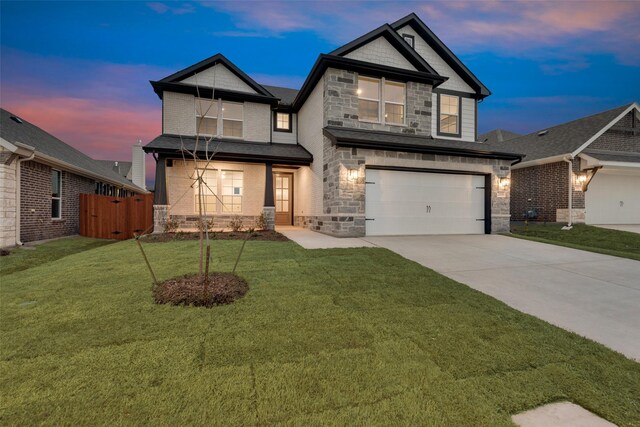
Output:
[574, 172, 588, 191]
[348, 168, 358, 182]
[499, 176, 510, 189]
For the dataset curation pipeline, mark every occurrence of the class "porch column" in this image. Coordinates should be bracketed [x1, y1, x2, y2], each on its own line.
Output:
[263, 162, 275, 230]
[152, 156, 169, 233]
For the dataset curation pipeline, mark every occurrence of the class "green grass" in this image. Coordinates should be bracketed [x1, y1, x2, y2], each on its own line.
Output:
[509, 223, 640, 261]
[0, 236, 116, 277]
[1, 238, 639, 426]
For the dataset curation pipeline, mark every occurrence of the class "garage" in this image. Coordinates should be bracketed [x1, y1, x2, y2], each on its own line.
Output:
[585, 171, 640, 225]
[365, 168, 487, 236]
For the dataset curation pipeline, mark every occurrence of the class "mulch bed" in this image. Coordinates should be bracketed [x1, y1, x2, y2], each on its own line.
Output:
[153, 273, 248, 307]
[140, 230, 288, 243]
[0, 249, 10, 257]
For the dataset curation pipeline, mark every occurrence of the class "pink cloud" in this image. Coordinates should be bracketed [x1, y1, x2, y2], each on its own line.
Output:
[147, 2, 195, 15]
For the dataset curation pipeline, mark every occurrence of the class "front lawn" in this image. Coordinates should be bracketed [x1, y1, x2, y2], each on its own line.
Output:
[0, 236, 117, 277]
[1, 239, 638, 425]
[509, 223, 640, 261]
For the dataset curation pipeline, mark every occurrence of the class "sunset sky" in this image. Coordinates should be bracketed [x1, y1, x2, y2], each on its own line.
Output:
[2, 1, 639, 187]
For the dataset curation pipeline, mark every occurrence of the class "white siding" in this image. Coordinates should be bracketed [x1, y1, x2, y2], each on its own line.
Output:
[296, 81, 324, 216]
[344, 37, 417, 71]
[0, 148, 17, 248]
[165, 160, 265, 216]
[397, 26, 473, 93]
[180, 63, 257, 93]
[163, 91, 196, 135]
[243, 102, 270, 142]
[431, 93, 476, 142]
[272, 113, 297, 144]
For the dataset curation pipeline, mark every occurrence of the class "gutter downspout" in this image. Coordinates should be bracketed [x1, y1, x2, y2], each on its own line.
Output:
[562, 156, 573, 230]
[15, 152, 35, 245]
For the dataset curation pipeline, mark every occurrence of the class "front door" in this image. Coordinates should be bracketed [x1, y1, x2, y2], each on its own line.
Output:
[274, 173, 293, 226]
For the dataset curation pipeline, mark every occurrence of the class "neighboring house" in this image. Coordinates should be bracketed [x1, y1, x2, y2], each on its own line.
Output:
[479, 129, 521, 144]
[496, 103, 640, 225]
[96, 142, 147, 191]
[144, 13, 522, 237]
[0, 109, 147, 247]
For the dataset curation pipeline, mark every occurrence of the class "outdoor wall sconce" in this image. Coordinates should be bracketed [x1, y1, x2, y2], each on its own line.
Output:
[348, 168, 359, 182]
[574, 172, 588, 191]
[499, 176, 510, 189]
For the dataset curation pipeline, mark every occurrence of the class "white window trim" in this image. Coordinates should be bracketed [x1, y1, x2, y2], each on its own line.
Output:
[357, 76, 406, 126]
[52, 169, 62, 220]
[193, 165, 244, 214]
[195, 98, 244, 139]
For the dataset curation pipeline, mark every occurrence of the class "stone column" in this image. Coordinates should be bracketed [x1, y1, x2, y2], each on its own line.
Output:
[263, 162, 275, 230]
[153, 205, 170, 233]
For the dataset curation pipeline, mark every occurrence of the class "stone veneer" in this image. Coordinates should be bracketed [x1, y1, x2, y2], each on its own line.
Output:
[0, 148, 17, 247]
[292, 67, 513, 237]
[296, 147, 512, 236]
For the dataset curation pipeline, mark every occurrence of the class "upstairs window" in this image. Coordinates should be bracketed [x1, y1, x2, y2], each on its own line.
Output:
[196, 98, 218, 136]
[384, 81, 406, 125]
[274, 112, 292, 132]
[357, 77, 380, 122]
[222, 101, 243, 138]
[51, 169, 62, 219]
[195, 98, 243, 138]
[439, 94, 460, 136]
[357, 76, 405, 125]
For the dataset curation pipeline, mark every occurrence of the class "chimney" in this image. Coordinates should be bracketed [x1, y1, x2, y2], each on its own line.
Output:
[131, 140, 146, 190]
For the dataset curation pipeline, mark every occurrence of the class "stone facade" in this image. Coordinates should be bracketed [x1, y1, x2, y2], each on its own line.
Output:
[20, 160, 95, 243]
[323, 68, 432, 136]
[165, 213, 261, 231]
[511, 159, 585, 223]
[297, 143, 512, 236]
[0, 148, 17, 247]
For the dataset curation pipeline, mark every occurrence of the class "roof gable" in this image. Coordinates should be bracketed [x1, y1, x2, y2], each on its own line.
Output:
[158, 53, 271, 96]
[391, 13, 490, 98]
[497, 103, 638, 166]
[180, 63, 257, 94]
[330, 24, 439, 75]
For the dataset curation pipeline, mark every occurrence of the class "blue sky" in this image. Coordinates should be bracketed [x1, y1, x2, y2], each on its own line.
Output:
[1, 1, 639, 184]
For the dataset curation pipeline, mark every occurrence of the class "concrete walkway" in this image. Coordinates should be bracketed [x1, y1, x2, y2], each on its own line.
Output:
[594, 224, 640, 234]
[512, 402, 616, 427]
[277, 227, 376, 249]
[363, 234, 640, 360]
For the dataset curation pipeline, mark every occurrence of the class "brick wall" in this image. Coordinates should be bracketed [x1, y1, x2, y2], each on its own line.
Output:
[589, 112, 640, 152]
[511, 159, 584, 223]
[20, 161, 95, 242]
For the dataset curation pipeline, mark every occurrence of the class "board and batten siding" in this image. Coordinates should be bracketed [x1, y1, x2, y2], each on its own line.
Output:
[344, 37, 417, 71]
[396, 25, 473, 93]
[272, 113, 298, 144]
[431, 94, 476, 142]
[180, 63, 257, 93]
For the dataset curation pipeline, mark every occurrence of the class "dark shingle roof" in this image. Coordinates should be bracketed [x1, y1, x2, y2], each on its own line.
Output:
[478, 129, 521, 143]
[1, 108, 144, 191]
[144, 134, 312, 165]
[96, 160, 133, 178]
[261, 85, 299, 106]
[323, 126, 522, 160]
[492, 103, 636, 163]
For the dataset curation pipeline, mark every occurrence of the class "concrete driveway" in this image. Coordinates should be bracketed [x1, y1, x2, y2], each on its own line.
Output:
[363, 234, 640, 360]
[594, 224, 640, 234]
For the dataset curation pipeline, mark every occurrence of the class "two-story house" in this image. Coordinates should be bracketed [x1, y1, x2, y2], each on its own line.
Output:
[144, 13, 522, 237]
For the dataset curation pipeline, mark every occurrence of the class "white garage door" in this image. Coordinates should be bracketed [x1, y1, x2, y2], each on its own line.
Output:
[585, 172, 640, 224]
[365, 169, 486, 236]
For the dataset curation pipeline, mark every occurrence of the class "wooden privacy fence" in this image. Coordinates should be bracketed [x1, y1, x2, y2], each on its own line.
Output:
[80, 193, 154, 240]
